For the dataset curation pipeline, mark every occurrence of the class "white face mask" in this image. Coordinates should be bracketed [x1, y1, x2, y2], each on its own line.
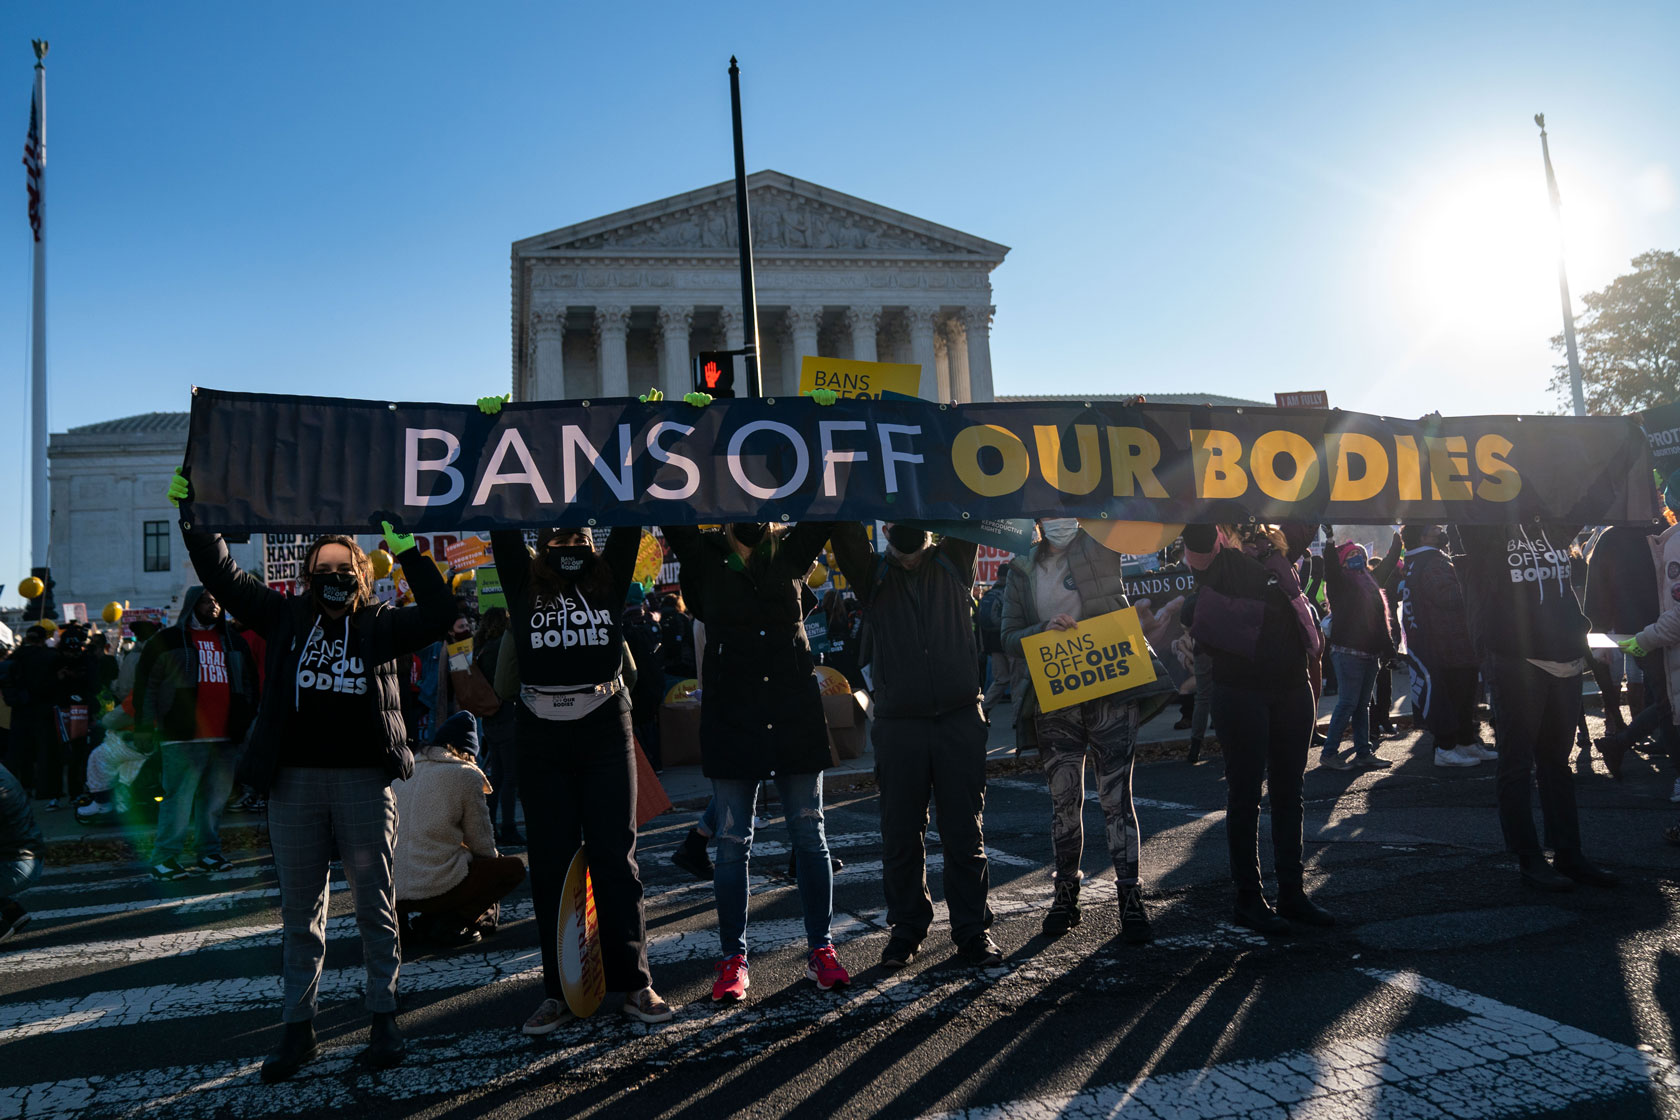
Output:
[1041, 519, 1080, 547]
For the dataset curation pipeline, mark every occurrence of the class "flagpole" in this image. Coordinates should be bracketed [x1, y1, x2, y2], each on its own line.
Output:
[1535, 113, 1585, 417]
[28, 41, 48, 575]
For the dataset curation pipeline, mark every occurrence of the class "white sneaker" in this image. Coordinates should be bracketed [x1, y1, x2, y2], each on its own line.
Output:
[1670, 778, 1680, 804]
[1434, 746, 1482, 768]
[1462, 742, 1498, 761]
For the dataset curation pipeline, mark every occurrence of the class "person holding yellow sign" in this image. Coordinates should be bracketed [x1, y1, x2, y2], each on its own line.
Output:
[1182, 523, 1334, 936]
[1000, 518, 1155, 944]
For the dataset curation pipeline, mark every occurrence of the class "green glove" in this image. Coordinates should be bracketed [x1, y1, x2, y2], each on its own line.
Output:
[477, 393, 508, 415]
[804, 388, 839, 406]
[683, 391, 713, 407]
[382, 520, 416, 554]
[1618, 636, 1647, 659]
[638, 386, 664, 403]
[167, 470, 191, 507]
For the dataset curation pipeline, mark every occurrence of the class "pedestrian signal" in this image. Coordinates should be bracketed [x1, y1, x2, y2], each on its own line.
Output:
[692, 351, 735, 398]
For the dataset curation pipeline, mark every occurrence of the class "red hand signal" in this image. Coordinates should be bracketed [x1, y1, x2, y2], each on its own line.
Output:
[703, 360, 722, 388]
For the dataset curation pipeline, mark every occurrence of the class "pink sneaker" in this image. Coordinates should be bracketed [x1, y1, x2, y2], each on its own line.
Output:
[806, 945, 850, 990]
[712, 954, 750, 1002]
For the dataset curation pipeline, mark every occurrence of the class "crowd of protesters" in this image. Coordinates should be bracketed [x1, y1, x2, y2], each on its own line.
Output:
[1, 422, 1678, 1081]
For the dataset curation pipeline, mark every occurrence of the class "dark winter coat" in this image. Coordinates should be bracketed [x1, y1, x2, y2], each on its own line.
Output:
[1182, 526, 1313, 692]
[1323, 544, 1399, 658]
[1451, 522, 1588, 662]
[182, 527, 456, 793]
[830, 523, 981, 720]
[132, 585, 261, 746]
[661, 523, 835, 780]
[1399, 547, 1477, 668]
[1583, 523, 1664, 635]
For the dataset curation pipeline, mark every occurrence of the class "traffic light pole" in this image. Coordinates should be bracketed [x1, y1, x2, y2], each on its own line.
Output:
[728, 57, 762, 397]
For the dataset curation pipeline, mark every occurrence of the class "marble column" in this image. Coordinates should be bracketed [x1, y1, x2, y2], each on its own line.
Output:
[786, 304, 823, 394]
[531, 307, 566, 400]
[944, 315, 971, 403]
[594, 305, 630, 398]
[718, 304, 745, 392]
[905, 306, 941, 400]
[844, 306, 881, 363]
[657, 306, 694, 398]
[964, 304, 996, 403]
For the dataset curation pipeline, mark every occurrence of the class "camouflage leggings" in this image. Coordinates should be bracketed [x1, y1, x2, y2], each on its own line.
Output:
[1037, 694, 1141, 888]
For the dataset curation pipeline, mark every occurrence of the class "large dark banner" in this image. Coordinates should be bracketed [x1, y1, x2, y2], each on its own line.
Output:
[1639, 399, 1680, 482]
[179, 389, 1655, 533]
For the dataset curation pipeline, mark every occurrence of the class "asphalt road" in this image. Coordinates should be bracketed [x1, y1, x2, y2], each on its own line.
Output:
[4, 721, 1679, 1120]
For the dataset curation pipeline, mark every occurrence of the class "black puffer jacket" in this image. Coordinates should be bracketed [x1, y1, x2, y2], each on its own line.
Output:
[1399, 547, 1477, 668]
[182, 527, 455, 793]
[662, 523, 835, 780]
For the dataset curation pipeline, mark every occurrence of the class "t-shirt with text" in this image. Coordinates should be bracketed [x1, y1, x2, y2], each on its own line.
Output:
[283, 615, 385, 767]
[190, 627, 231, 742]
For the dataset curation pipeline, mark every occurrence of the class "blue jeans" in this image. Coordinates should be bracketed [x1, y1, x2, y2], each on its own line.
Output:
[1, 853, 41, 901]
[152, 740, 239, 863]
[713, 773, 833, 960]
[1325, 651, 1379, 756]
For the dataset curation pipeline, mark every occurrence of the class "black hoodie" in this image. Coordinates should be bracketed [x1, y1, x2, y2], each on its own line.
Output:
[1451, 523, 1588, 662]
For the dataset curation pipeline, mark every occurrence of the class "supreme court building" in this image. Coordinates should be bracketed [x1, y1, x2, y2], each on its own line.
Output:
[509, 171, 1008, 404]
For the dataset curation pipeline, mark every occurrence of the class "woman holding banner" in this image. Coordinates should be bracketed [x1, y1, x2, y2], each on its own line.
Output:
[1183, 523, 1335, 936]
[164, 471, 456, 1082]
[1000, 518, 1155, 945]
[661, 519, 851, 1003]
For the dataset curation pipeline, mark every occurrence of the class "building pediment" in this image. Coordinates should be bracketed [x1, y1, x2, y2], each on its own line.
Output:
[515, 171, 1008, 261]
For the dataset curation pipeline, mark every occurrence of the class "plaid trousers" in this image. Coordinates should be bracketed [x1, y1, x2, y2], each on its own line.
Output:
[268, 766, 400, 1022]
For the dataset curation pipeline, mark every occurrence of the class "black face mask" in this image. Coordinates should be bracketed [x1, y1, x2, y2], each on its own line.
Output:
[732, 523, 769, 548]
[545, 544, 593, 575]
[887, 525, 930, 555]
[312, 570, 358, 608]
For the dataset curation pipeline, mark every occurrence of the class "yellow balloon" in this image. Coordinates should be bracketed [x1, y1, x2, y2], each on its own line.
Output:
[102, 601, 124, 624]
[19, 576, 43, 599]
[39, 619, 56, 633]
[807, 564, 829, 588]
[451, 571, 475, 592]
[369, 550, 394, 579]
[1079, 520, 1186, 556]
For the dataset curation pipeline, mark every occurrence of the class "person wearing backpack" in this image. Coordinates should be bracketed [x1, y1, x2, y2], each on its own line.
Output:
[832, 521, 1002, 972]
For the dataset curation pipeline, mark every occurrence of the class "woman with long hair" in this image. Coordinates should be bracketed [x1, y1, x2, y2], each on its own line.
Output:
[660, 519, 849, 1003]
[1183, 522, 1334, 935]
[1001, 517, 1154, 944]
[487, 521, 672, 1034]
[167, 471, 456, 1082]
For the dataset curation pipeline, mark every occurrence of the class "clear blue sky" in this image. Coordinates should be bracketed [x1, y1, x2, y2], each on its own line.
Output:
[1, 1, 1677, 604]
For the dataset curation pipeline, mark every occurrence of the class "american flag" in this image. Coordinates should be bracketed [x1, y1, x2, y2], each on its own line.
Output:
[22, 86, 42, 242]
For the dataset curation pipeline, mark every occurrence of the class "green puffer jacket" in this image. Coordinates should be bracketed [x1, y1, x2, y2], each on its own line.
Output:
[1000, 530, 1132, 752]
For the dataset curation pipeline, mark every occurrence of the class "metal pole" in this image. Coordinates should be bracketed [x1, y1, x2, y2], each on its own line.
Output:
[728, 57, 762, 397]
[1535, 114, 1585, 416]
[29, 42, 48, 568]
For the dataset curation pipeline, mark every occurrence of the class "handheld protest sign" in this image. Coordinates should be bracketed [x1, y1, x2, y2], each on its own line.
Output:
[799, 355, 922, 400]
[633, 532, 664, 586]
[557, 847, 607, 1018]
[1021, 606, 1158, 714]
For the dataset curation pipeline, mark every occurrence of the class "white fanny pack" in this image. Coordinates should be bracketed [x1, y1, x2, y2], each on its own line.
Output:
[519, 678, 624, 722]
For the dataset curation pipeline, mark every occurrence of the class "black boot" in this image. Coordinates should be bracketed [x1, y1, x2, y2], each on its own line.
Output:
[671, 829, 714, 881]
[260, 1020, 319, 1084]
[1277, 885, 1336, 928]
[356, 1011, 406, 1069]
[1232, 890, 1291, 936]
[1552, 851, 1620, 888]
[1187, 737, 1203, 765]
[1042, 880, 1082, 937]
[1518, 854, 1575, 893]
[1119, 884, 1154, 945]
[1596, 732, 1630, 780]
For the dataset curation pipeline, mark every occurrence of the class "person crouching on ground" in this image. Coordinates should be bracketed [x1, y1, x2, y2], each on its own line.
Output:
[1001, 517, 1155, 944]
[394, 711, 526, 948]
[1183, 523, 1335, 935]
[168, 469, 456, 1082]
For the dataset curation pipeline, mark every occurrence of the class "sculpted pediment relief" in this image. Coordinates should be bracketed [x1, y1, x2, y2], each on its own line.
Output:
[541, 187, 986, 257]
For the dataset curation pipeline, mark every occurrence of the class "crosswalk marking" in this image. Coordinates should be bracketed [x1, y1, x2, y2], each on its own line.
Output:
[919, 969, 1680, 1120]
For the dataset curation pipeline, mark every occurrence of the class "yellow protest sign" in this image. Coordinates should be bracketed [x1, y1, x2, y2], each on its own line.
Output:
[1020, 606, 1157, 713]
[799, 355, 922, 400]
